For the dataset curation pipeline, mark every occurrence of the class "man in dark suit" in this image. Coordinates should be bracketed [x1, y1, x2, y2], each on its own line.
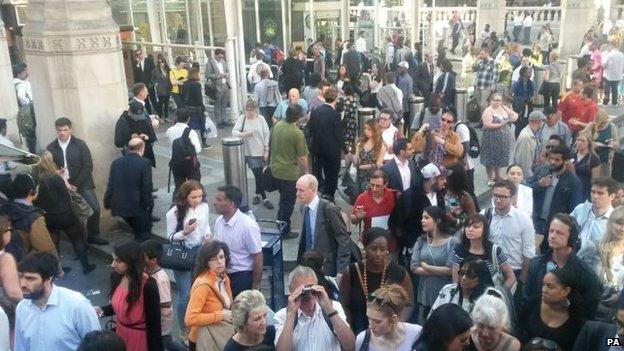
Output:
[104, 138, 153, 242]
[415, 52, 435, 103]
[573, 293, 624, 351]
[308, 87, 344, 201]
[529, 144, 583, 252]
[381, 138, 416, 192]
[46, 117, 108, 245]
[296, 174, 351, 277]
[132, 50, 155, 114]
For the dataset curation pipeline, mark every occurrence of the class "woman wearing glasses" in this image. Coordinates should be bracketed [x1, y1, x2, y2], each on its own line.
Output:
[355, 284, 422, 351]
[468, 294, 520, 351]
[480, 93, 518, 187]
[412, 303, 473, 351]
[519, 268, 586, 351]
[411, 108, 464, 167]
[450, 214, 516, 291]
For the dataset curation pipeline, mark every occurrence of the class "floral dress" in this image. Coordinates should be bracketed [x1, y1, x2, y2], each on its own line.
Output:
[480, 110, 512, 168]
[356, 147, 376, 193]
[343, 98, 359, 153]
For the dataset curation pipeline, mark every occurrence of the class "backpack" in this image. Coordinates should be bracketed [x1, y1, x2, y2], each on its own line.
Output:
[455, 122, 481, 158]
[169, 127, 198, 175]
[273, 48, 285, 65]
[466, 96, 481, 123]
[15, 82, 36, 136]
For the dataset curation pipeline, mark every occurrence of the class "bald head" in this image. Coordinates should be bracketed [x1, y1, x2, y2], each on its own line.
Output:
[296, 174, 318, 204]
[288, 89, 300, 104]
[127, 137, 145, 156]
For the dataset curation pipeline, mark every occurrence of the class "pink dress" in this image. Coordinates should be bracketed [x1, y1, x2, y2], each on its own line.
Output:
[112, 277, 148, 351]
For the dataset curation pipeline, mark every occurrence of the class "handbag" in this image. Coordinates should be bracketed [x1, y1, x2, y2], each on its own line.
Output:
[196, 321, 235, 351]
[262, 125, 278, 193]
[68, 190, 94, 223]
[160, 239, 200, 271]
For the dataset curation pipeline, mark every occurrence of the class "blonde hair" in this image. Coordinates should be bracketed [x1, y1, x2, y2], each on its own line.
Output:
[33, 150, 60, 178]
[575, 131, 597, 154]
[231, 289, 267, 330]
[586, 111, 610, 141]
[549, 50, 559, 62]
[599, 206, 624, 283]
[367, 284, 409, 318]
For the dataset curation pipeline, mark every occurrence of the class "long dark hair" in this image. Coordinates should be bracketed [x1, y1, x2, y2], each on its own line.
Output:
[547, 268, 587, 322]
[422, 303, 473, 351]
[193, 240, 230, 282]
[457, 257, 494, 305]
[174, 180, 205, 231]
[446, 162, 470, 195]
[110, 241, 145, 314]
[423, 206, 453, 239]
[461, 213, 494, 256]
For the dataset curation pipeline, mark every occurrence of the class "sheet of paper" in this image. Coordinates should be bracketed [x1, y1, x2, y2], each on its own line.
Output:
[261, 241, 268, 247]
[371, 215, 390, 229]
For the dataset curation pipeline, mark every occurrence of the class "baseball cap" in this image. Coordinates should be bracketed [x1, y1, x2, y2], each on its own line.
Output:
[528, 110, 546, 121]
[397, 61, 409, 69]
[421, 163, 452, 179]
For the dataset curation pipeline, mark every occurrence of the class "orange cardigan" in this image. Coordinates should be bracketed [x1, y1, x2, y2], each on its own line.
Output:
[184, 269, 233, 343]
[410, 129, 464, 167]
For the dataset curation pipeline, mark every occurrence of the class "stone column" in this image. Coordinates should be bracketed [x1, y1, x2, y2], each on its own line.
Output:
[146, 0, 163, 47]
[224, 0, 244, 121]
[0, 19, 20, 145]
[411, 0, 421, 47]
[23, 0, 128, 229]
[559, 0, 597, 59]
[476, 0, 506, 42]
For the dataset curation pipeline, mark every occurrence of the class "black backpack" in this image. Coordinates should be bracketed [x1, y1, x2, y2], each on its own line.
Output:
[169, 127, 198, 176]
[455, 122, 481, 158]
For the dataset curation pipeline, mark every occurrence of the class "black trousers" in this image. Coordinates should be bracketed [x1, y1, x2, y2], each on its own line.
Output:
[275, 178, 297, 234]
[154, 95, 170, 120]
[260, 106, 277, 129]
[314, 153, 341, 200]
[542, 82, 560, 110]
[250, 167, 266, 199]
[229, 270, 253, 298]
[47, 212, 91, 271]
[604, 80, 620, 105]
[451, 35, 460, 52]
[123, 211, 152, 242]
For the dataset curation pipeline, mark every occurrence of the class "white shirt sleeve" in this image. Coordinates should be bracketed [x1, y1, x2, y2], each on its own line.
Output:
[520, 212, 536, 260]
[273, 308, 287, 346]
[15, 82, 30, 106]
[0, 308, 9, 351]
[189, 129, 202, 153]
[166, 207, 185, 242]
[244, 219, 263, 255]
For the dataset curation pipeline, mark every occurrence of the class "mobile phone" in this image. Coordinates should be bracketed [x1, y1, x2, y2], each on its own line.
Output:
[188, 218, 197, 226]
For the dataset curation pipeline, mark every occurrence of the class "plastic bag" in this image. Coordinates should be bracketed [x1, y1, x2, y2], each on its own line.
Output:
[205, 112, 218, 138]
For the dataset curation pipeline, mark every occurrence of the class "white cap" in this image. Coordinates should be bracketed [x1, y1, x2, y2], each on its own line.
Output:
[420, 163, 452, 179]
[397, 61, 409, 69]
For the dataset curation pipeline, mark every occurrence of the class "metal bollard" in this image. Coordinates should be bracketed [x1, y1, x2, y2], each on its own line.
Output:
[410, 96, 425, 130]
[566, 55, 579, 90]
[533, 66, 545, 106]
[455, 89, 468, 122]
[358, 108, 376, 138]
[222, 137, 249, 208]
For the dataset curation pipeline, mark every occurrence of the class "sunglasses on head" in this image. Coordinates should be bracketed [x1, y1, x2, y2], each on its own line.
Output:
[368, 292, 401, 314]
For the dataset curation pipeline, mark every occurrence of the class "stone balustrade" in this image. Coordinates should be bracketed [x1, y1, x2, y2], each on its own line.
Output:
[420, 7, 478, 24]
[505, 6, 563, 24]
[614, 5, 624, 20]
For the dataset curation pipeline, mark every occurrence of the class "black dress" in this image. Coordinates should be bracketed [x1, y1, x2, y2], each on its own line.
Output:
[521, 302, 583, 351]
[344, 261, 407, 334]
[223, 327, 275, 351]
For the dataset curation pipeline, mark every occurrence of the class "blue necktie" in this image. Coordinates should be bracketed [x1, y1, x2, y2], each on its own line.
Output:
[304, 206, 313, 250]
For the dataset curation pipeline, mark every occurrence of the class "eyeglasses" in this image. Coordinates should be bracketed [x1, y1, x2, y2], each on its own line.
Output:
[527, 338, 560, 351]
[492, 194, 511, 200]
[458, 269, 477, 279]
[368, 292, 401, 314]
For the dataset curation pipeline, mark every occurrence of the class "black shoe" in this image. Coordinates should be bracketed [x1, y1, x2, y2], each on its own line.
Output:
[252, 195, 261, 205]
[283, 231, 299, 239]
[82, 264, 96, 275]
[87, 236, 109, 245]
[152, 216, 161, 222]
[263, 199, 275, 210]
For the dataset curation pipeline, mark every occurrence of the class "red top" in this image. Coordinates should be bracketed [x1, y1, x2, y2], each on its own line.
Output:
[353, 188, 398, 250]
[558, 92, 598, 132]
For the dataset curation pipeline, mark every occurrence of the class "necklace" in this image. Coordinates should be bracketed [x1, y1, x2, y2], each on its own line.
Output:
[362, 257, 388, 297]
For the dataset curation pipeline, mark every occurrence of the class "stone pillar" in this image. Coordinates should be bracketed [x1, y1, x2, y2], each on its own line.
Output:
[0, 19, 20, 145]
[224, 0, 244, 121]
[189, 0, 205, 46]
[476, 0, 506, 42]
[411, 0, 420, 47]
[146, 0, 163, 47]
[23, 0, 128, 229]
[559, 0, 597, 59]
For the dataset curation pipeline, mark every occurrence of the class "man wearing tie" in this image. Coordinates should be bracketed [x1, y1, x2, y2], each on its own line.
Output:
[416, 52, 435, 104]
[296, 174, 351, 277]
[133, 50, 155, 114]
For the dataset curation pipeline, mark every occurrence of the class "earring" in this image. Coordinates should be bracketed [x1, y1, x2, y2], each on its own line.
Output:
[563, 298, 570, 308]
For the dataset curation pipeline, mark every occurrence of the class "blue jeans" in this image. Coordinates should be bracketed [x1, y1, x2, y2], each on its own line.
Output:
[79, 188, 101, 237]
[173, 269, 192, 329]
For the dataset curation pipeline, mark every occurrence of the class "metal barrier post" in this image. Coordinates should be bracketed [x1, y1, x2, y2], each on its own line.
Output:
[410, 96, 425, 130]
[566, 55, 579, 90]
[455, 89, 468, 122]
[533, 66, 545, 106]
[358, 108, 376, 138]
[222, 137, 249, 208]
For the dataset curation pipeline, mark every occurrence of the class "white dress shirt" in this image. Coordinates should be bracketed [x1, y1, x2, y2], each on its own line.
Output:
[214, 209, 263, 273]
[247, 61, 273, 85]
[14, 78, 32, 107]
[58, 136, 71, 178]
[381, 125, 400, 161]
[355, 36, 367, 53]
[394, 155, 411, 191]
[0, 307, 8, 351]
[483, 206, 535, 271]
[305, 195, 320, 246]
[274, 301, 348, 351]
[523, 15, 533, 27]
[166, 202, 212, 248]
[165, 123, 202, 153]
[215, 60, 226, 84]
[603, 49, 624, 81]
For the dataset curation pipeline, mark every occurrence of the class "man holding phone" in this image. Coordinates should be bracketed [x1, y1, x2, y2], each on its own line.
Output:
[274, 266, 355, 351]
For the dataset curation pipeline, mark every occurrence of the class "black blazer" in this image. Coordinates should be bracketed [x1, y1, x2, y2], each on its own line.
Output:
[297, 198, 351, 277]
[181, 80, 205, 111]
[415, 62, 435, 96]
[104, 153, 153, 217]
[46, 136, 95, 191]
[133, 56, 155, 85]
[573, 321, 618, 351]
[380, 158, 417, 192]
[308, 104, 345, 157]
[114, 111, 157, 167]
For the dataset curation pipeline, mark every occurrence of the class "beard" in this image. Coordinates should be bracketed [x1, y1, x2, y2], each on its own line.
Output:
[549, 163, 564, 172]
[23, 284, 46, 300]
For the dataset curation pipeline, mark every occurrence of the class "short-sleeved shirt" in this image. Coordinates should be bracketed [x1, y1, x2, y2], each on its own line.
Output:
[352, 188, 397, 233]
[214, 209, 263, 273]
[273, 99, 309, 120]
[450, 244, 509, 276]
[150, 268, 173, 336]
[269, 121, 309, 181]
[169, 68, 188, 94]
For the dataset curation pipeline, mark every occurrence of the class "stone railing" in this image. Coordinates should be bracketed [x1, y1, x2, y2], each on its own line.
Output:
[613, 5, 624, 20]
[419, 7, 478, 24]
[505, 6, 563, 25]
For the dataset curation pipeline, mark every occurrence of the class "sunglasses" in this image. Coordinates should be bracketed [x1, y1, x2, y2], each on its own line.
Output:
[458, 269, 477, 279]
[368, 292, 401, 314]
[528, 338, 560, 351]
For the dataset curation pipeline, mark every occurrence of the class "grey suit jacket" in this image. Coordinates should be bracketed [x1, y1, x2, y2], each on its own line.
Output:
[205, 58, 229, 88]
[297, 198, 351, 276]
[377, 85, 403, 119]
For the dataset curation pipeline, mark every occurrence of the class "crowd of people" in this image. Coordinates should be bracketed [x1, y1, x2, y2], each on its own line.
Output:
[3, 9, 624, 351]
